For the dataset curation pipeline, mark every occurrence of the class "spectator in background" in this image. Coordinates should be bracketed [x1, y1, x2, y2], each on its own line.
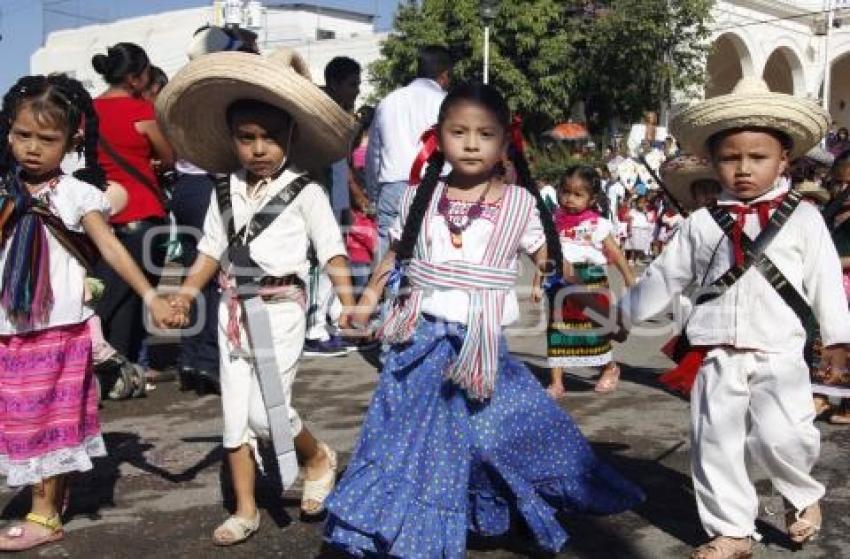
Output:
[346, 106, 378, 298]
[142, 66, 168, 101]
[829, 126, 850, 157]
[627, 110, 668, 158]
[91, 42, 174, 367]
[304, 57, 363, 357]
[366, 45, 453, 260]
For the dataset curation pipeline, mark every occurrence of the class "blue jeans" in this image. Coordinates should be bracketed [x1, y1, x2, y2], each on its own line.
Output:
[376, 181, 408, 262]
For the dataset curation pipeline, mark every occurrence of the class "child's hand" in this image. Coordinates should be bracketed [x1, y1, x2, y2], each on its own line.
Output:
[531, 284, 544, 303]
[147, 294, 180, 329]
[817, 345, 848, 383]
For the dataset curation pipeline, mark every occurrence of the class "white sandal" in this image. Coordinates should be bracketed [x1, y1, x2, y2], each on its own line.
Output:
[301, 442, 338, 518]
[212, 512, 260, 546]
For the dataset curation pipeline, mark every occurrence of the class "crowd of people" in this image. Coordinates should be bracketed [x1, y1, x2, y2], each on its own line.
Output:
[0, 23, 847, 559]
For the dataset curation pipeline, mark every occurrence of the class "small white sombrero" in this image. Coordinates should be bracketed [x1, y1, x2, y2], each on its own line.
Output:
[156, 49, 355, 173]
[660, 154, 718, 211]
[671, 77, 829, 159]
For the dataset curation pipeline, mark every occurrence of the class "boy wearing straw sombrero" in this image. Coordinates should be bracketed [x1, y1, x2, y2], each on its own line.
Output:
[155, 49, 357, 545]
[617, 77, 850, 558]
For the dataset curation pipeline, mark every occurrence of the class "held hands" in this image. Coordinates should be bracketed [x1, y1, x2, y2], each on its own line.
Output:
[815, 345, 849, 384]
[144, 291, 191, 329]
[146, 294, 186, 329]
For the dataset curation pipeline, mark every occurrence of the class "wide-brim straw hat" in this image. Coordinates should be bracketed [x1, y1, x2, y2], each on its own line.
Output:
[156, 49, 355, 174]
[796, 180, 831, 204]
[671, 77, 829, 159]
[660, 154, 717, 211]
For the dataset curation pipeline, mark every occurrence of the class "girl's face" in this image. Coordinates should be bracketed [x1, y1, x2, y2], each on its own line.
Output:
[8, 104, 71, 179]
[711, 130, 788, 201]
[439, 100, 507, 183]
[558, 177, 592, 214]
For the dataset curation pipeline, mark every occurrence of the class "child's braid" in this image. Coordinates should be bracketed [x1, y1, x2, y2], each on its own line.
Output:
[395, 151, 445, 262]
[48, 75, 107, 189]
[510, 146, 564, 276]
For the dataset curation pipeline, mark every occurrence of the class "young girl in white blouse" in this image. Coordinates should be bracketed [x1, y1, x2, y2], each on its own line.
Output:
[534, 165, 635, 398]
[0, 75, 174, 552]
[325, 82, 643, 558]
[618, 77, 850, 559]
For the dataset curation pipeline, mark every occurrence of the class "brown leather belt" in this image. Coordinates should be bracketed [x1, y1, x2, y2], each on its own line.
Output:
[258, 274, 302, 288]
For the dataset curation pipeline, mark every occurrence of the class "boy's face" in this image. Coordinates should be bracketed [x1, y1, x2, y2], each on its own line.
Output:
[229, 108, 292, 180]
[711, 131, 788, 201]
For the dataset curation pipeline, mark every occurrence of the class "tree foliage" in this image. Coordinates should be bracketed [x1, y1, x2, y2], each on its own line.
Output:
[368, 0, 713, 134]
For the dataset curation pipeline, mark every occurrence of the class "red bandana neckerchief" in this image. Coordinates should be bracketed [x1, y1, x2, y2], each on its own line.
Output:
[725, 196, 785, 266]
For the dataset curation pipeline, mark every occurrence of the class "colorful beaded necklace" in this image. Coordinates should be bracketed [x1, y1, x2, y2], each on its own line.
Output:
[437, 180, 495, 248]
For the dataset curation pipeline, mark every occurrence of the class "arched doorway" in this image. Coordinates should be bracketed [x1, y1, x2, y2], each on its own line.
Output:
[763, 47, 804, 95]
[830, 53, 850, 129]
[705, 33, 754, 98]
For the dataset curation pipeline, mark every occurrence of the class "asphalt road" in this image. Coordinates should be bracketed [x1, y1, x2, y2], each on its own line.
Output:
[1, 287, 847, 558]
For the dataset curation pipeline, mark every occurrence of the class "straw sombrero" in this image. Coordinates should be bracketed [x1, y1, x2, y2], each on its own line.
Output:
[796, 180, 831, 204]
[671, 77, 828, 159]
[660, 154, 718, 211]
[156, 49, 355, 173]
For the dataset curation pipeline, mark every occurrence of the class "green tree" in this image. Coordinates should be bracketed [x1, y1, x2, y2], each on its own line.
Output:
[368, 0, 713, 134]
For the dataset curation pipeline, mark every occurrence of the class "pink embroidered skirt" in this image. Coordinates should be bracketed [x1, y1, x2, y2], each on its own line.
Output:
[0, 321, 106, 486]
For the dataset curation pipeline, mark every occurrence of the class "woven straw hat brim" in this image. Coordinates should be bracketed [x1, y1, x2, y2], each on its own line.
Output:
[156, 51, 355, 173]
[671, 94, 828, 160]
[796, 181, 831, 204]
[660, 157, 717, 212]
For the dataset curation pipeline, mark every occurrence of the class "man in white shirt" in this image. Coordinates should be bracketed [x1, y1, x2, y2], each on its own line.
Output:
[366, 45, 453, 260]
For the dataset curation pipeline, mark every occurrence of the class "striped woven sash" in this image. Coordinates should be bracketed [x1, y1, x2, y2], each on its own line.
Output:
[380, 182, 535, 400]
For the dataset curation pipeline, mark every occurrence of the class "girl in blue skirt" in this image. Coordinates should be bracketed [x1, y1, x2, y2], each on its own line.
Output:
[325, 83, 644, 557]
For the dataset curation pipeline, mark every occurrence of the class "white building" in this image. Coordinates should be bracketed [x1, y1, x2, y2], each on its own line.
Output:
[30, 1, 387, 102]
[707, 0, 850, 127]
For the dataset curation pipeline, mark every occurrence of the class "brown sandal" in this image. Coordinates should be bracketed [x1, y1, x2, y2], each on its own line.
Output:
[690, 536, 753, 559]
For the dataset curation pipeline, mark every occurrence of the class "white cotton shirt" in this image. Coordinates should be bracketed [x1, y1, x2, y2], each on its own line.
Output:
[366, 78, 446, 190]
[560, 217, 613, 266]
[391, 186, 546, 325]
[197, 168, 346, 279]
[620, 186, 850, 351]
[0, 174, 111, 335]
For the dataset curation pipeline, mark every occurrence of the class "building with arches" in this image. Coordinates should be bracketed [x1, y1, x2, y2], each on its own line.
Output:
[707, 1, 850, 127]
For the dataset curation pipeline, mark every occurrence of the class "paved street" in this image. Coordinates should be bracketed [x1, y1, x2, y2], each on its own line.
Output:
[1, 289, 848, 558]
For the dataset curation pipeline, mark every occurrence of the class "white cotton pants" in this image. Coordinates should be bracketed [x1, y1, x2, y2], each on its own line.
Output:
[219, 299, 305, 451]
[690, 347, 824, 539]
[306, 271, 341, 342]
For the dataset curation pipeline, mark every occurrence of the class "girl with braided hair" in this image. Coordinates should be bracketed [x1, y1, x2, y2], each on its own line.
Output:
[534, 165, 636, 399]
[325, 82, 643, 557]
[0, 74, 175, 551]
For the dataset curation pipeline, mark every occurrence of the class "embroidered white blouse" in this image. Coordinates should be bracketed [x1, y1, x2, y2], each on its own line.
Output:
[391, 185, 546, 325]
[198, 168, 347, 279]
[620, 186, 850, 351]
[0, 175, 111, 335]
[559, 217, 613, 266]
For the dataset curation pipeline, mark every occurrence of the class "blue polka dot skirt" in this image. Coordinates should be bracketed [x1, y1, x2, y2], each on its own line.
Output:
[325, 316, 645, 557]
